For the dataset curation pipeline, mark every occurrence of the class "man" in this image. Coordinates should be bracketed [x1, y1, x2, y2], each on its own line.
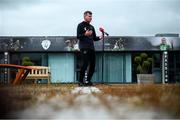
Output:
[160, 38, 172, 51]
[77, 11, 102, 86]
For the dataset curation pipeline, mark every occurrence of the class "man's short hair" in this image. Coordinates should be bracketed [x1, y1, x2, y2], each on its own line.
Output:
[84, 11, 92, 16]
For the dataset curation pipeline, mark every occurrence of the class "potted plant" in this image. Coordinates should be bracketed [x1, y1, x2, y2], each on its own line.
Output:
[134, 53, 155, 84]
[22, 57, 34, 66]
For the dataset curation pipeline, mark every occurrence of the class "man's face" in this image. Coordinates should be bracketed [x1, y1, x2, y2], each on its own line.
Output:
[161, 38, 167, 44]
[84, 13, 92, 23]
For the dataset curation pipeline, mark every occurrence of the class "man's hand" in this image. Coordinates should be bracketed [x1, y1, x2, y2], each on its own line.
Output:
[84, 30, 93, 36]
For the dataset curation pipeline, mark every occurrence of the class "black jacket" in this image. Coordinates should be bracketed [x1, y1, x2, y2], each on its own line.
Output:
[77, 21, 100, 50]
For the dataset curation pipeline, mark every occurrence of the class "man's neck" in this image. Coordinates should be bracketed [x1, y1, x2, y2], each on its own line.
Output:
[84, 21, 90, 24]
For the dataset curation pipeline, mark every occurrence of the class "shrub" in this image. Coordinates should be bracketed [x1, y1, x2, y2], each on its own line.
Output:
[134, 53, 153, 74]
[22, 57, 34, 66]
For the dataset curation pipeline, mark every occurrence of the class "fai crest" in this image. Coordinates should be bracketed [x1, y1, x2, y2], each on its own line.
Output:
[41, 39, 51, 50]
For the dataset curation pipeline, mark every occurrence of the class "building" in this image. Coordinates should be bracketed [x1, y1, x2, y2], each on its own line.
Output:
[0, 35, 180, 84]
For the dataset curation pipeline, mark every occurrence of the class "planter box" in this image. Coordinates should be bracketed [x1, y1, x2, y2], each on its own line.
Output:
[137, 74, 155, 84]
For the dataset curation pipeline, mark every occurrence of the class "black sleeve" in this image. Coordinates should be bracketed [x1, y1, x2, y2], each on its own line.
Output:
[77, 24, 85, 40]
[92, 27, 100, 41]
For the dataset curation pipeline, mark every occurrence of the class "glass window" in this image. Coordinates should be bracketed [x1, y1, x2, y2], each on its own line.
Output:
[9, 53, 48, 83]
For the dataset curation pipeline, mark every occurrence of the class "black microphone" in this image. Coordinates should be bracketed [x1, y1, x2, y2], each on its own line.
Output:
[99, 27, 109, 36]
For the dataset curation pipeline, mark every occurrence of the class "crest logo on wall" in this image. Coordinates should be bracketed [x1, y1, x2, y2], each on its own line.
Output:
[41, 39, 51, 50]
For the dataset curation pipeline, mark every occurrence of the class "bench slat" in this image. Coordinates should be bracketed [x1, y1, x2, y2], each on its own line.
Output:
[25, 66, 51, 84]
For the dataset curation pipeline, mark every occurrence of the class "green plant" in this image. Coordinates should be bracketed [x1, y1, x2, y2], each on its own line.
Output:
[22, 56, 34, 66]
[134, 53, 153, 74]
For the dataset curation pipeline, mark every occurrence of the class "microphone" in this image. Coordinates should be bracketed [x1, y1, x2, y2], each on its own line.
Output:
[99, 27, 109, 36]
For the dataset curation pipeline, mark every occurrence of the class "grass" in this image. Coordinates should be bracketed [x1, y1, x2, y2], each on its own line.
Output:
[0, 84, 180, 118]
[98, 84, 180, 117]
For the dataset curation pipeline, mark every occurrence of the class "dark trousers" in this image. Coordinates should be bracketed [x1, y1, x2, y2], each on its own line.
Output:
[79, 49, 95, 83]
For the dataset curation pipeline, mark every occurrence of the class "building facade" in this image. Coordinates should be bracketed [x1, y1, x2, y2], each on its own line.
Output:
[0, 36, 180, 84]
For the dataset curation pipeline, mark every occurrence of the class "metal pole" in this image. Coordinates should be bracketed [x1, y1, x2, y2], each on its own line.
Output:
[102, 32, 105, 83]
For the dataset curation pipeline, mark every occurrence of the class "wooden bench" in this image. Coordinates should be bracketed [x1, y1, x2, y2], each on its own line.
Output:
[25, 66, 51, 84]
[0, 64, 37, 85]
[0, 64, 51, 85]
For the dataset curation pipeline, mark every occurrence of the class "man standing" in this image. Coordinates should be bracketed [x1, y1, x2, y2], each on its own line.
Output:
[77, 11, 102, 86]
